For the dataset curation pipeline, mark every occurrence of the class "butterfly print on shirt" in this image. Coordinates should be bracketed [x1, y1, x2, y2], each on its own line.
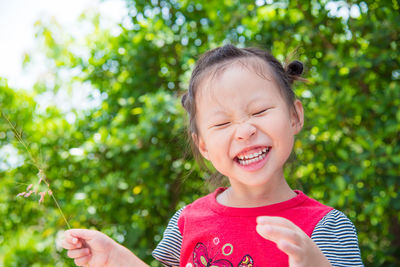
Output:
[237, 254, 254, 267]
[192, 242, 255, 267]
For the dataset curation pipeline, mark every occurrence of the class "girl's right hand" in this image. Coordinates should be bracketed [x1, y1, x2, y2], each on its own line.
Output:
[62, 229, 117, 267]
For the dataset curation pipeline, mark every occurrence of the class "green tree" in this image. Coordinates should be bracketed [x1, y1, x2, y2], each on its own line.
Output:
[1, 0, 399, 266]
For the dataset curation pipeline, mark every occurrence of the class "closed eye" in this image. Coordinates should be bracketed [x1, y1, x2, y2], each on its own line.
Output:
[214, 122, 230, 127]
[252, 108, 269, 116]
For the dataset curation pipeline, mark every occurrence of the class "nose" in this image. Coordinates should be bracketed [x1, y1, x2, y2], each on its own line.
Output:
[235, 122, 256, 141]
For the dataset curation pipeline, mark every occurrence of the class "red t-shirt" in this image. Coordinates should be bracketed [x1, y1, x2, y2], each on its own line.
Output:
[177, 188, 333, 267]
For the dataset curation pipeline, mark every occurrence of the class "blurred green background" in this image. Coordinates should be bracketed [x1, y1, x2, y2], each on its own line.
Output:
[1, 0, 399, 266]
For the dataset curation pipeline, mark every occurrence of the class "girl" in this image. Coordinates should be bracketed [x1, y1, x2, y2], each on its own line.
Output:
[62, 45, 363, 267]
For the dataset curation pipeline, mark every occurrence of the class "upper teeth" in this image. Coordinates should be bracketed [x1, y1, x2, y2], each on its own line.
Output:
[238, 148, 269, 160]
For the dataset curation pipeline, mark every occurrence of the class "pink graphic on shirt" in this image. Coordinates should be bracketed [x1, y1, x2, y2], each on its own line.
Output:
[192, 242, 255, 267]
[237, 255, 254, 267]
[193, 242, 233, 267]
[222, 243, 233, 256]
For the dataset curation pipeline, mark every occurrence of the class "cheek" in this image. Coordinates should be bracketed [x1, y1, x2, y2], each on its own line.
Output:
[209, 125, 232, 139]
[265, 114, 295, 149]
[203, 130, 233, 162]
[277, 127, 295, 160]
[207, 131, 231, 153]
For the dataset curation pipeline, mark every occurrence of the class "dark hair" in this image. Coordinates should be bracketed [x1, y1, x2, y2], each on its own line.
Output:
[181, 44, 305, 184]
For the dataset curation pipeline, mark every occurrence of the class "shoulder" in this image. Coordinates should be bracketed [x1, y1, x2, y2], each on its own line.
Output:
[312, 209, 358, 238]
[151, 189, 218, 267]
[299, 191, 333, 212]
[291, 191, 334, 221]
[178, 188, 222, 222]
[177, 189, 220, 234]
[152, 207, 185, 266]
[151, 188, 221, 267]
[312, 209, 364, 266]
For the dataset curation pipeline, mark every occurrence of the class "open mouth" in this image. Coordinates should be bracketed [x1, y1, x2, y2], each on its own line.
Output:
[235, 147, 271, 166]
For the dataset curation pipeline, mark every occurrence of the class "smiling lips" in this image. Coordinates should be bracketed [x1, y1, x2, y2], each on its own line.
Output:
[236, 147, 271, 166]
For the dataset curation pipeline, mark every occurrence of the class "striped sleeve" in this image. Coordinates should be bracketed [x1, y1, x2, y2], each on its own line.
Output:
[312, 209, 364, 266]
[152, 207, 185, 267]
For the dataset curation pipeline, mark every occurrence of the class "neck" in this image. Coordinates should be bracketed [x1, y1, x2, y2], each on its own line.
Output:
[217, 175, 296, 208]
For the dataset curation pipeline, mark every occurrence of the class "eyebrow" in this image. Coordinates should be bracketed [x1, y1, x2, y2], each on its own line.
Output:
[206, 111, 229, 127]
[246, 96, 270, 109]
[208, 96, 269, 116]
[210, 110, 228, 117]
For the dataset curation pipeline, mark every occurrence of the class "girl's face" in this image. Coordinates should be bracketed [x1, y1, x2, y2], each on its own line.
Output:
[194, 62, 304, 190]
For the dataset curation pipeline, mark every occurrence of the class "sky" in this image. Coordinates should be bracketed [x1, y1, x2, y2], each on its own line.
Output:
[0, 0, 126, 90]
[0, 0, 127, 170]
[0, 0, 128, 118]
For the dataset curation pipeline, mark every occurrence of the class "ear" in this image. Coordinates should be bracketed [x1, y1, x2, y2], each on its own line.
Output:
[291, 99, 304, 135]
[192, 133, 209, 160]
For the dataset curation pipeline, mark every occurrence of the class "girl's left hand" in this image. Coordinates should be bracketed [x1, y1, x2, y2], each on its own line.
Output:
[256, 216, 332, 267]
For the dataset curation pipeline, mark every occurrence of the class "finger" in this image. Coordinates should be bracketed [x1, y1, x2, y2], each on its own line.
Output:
[74, 254, 91, 267]
[257, 216, 298, 229]
[67, 235, 83, 246]
[65, 229, 97, 241]
[67, 248, 91, 259]
[256, 224, 301, 246]
[257, 225, 303, 260]
[276, 239, 302, 261]
[63, 230, 84, 249]
[61, 239, 82, 250]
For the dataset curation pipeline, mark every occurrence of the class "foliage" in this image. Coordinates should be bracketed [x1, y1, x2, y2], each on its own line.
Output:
[0, 0, 399, 266]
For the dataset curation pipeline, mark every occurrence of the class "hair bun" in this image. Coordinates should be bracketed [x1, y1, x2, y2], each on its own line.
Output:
[181, 93, 188, 110]
[286, 60, 303, 76]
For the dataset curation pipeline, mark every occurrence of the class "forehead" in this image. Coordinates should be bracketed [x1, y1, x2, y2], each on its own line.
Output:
[200, 57, 275, 88]
[195, 57, 279, 103]
[194, 60, 285, 117]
